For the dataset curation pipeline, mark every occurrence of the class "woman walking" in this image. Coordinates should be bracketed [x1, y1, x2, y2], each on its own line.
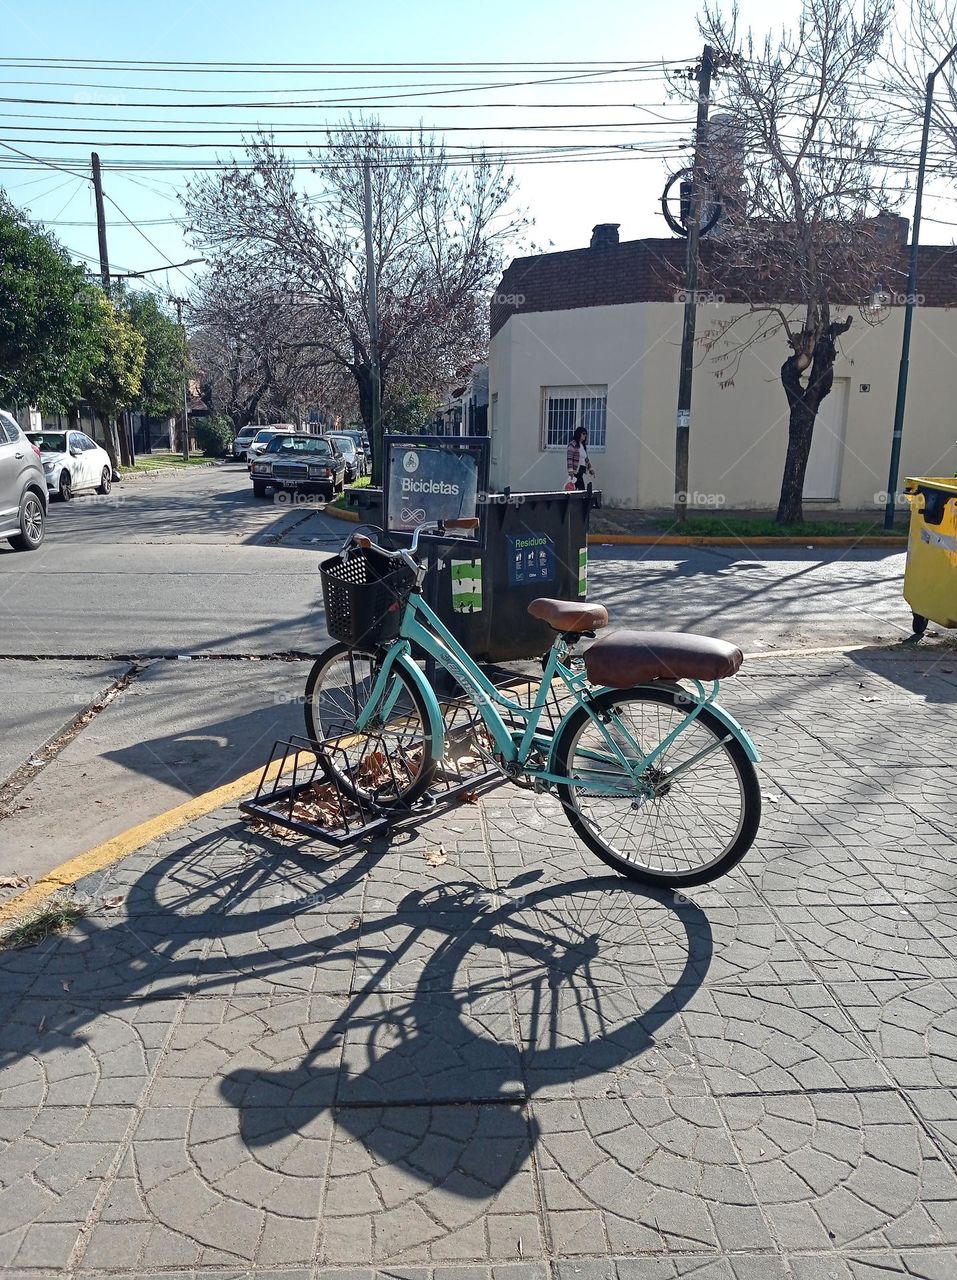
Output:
[566, 426, 595, 491]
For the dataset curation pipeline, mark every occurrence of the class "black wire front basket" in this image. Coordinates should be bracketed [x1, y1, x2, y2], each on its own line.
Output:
[320, 546, 414, 648]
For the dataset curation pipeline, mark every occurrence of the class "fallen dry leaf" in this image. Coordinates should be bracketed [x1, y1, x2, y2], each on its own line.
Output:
[459, 790, 479, 805]
[424, 847, 448, 867]
[100, 895, 125, 910]
[0, 874, 29, 889]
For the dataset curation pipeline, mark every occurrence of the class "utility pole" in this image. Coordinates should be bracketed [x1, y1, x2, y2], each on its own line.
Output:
[91, 152, 110, 293]
[91, 151, 132, 468]
[363, 159, 382, 484]
[673, 45, 716, 524]
[173, 297, 191, 462]
[884, 42, 957, 530]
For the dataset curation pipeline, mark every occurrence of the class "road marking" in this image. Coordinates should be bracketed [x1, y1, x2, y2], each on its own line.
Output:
[0, 753, 300, 928]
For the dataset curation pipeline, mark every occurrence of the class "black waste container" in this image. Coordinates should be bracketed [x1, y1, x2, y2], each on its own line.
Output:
[345, 488, 598, 661]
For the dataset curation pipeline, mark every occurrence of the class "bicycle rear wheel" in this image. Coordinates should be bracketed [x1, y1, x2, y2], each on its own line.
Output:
[304, 642, 436, 806]
[554, 685, 760, 886]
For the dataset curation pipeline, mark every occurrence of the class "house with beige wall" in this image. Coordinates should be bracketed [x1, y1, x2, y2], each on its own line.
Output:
[488, 225, 957, 512]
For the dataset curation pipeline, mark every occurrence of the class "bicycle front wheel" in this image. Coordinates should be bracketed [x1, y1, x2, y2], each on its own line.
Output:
[304, 642, 436, 806]
[554, 685, 760, 887]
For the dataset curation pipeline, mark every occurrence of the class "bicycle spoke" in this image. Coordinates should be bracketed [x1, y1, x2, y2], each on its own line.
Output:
[561, 691, 751, 881]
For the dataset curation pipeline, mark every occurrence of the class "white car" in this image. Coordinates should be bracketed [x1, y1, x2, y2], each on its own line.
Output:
[245, 426, 295, 467]
[26, 429, 113, 502]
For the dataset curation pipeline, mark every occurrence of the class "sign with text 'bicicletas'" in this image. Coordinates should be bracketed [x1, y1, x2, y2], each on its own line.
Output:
[386, 446, 479, 533]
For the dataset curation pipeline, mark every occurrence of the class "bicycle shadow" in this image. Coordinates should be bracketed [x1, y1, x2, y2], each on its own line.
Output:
[0, 823, 713, 1207]
[219, 870, 713, 1200]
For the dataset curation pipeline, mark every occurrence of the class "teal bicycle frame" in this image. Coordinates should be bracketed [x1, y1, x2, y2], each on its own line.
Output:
[354, 587, 759, 797]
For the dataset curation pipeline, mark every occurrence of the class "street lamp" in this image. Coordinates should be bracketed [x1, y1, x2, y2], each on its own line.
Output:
[884, 43, 957, 531]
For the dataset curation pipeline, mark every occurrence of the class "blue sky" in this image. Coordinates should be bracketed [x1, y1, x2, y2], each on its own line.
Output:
[8, 0, 935, 310]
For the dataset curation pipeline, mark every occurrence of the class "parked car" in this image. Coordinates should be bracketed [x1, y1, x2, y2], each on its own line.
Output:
[250, 433, 346, 501]
[246, 425, 295, 467]
[26, 429, 113, 502]
[0, 410, 47, 551]
[326, 433, 360, 482]
[232, 425, 259, 462]
[337, 429, 369, 475]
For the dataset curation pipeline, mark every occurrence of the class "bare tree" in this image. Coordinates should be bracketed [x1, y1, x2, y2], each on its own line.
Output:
[189, 268, 351, 428]
[695, 0, 900, 523]
[885, 0, 957, 170]
[183, 122, 527, 480]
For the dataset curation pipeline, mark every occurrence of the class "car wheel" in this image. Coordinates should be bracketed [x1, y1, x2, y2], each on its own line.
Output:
[97, 467, 112, 496]
[9, 491, 45, 551]
[57, 471, 73, 502]
[252, 481, 269, 499]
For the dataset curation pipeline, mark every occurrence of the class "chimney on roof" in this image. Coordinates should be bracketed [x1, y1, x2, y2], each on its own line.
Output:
[590, 223, 620, 249]
[874, 211, 910, 246]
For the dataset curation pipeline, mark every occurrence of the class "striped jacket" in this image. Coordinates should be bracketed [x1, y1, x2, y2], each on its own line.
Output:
[566, 439, 590, 475]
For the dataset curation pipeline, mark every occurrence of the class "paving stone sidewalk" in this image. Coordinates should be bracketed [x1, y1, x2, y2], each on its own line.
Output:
[1, 647, 956, 1279]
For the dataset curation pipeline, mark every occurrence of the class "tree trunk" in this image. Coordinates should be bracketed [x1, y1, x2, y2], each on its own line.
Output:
[354, 363, 383, 485]
[116, 416, 132, 468]
[776, 316, 852, 524]
[97, 413, 121, 475]
[777, 394, 817, 523]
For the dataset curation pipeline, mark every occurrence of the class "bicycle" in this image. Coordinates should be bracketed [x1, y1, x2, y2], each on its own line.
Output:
[303, 519, 761, 887]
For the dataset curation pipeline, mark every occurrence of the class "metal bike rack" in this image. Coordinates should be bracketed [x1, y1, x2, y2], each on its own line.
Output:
[240, 692, 501, 849]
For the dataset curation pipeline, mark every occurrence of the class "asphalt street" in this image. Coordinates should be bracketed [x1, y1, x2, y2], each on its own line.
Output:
[0, 462, 922, 890]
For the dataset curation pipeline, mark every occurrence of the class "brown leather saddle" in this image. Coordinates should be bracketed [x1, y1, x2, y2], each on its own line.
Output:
[527, 597, 743, 689]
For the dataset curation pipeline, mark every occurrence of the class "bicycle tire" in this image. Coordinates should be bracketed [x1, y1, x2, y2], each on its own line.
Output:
[304, 642, 437, 807]
[554, 685, 761, 887]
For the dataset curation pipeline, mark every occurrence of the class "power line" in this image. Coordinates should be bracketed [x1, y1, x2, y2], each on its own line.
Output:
[0, 72, 680, 95]
[0, 95, 685, 109]
[0, 57, 682, 69]
[0, 116, 689, 133]
[100, 188, 196, 283]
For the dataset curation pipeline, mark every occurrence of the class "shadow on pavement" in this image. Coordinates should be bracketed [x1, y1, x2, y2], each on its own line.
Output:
[850, 644, 957, 705]
[0, 821, 712, 1201]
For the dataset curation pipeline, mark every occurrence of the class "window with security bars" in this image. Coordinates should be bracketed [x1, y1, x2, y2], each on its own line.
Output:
[541, 386, 608, 451]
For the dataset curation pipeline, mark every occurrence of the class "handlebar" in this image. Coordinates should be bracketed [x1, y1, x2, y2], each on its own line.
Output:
[348, 517, 478, 572]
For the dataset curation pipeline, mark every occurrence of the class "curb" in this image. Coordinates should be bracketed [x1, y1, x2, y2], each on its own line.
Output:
[588, 533, 907, 547]
[324, 504, 361, 523]
[323, 504, 906, 547]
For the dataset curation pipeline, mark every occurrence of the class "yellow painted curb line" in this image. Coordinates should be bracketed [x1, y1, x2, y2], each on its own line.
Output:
[588, 533, 907, 547]
[0, 753, 306, 929]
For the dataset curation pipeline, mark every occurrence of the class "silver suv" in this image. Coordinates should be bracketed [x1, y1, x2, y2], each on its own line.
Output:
[0, 410, 46, 552]
[232, 425, 259, 461]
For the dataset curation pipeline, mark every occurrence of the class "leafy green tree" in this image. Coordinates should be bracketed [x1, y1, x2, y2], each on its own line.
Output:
[124, 291, 188, 417]
[0, 193, 94, 410]
[383, 388, 440, 433]
[193, 412, 234, 457]
[79, 292, 146, 470]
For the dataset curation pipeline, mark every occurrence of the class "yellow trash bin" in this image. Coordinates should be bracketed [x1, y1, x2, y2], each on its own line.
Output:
[903, 476, 957, 635]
